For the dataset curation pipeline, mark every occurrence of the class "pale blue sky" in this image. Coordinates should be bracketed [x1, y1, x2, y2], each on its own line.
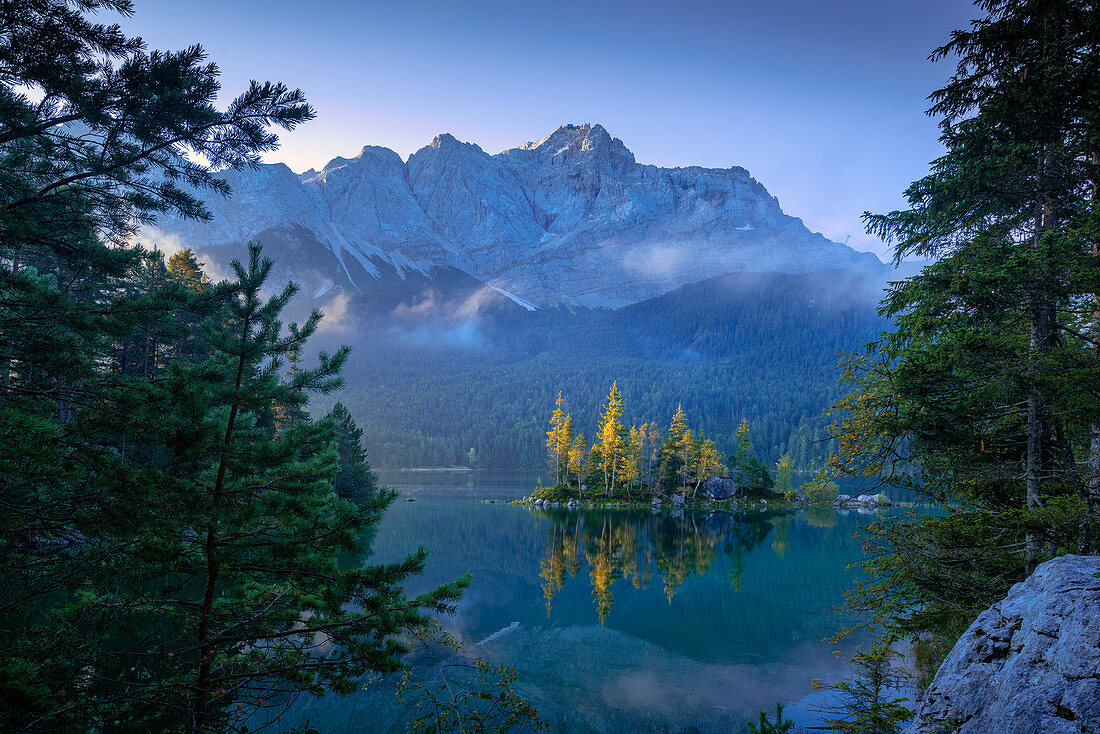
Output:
[118, 0, 977, 259]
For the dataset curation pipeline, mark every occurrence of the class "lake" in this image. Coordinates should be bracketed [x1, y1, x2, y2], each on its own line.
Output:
[274, 471, 904, 733]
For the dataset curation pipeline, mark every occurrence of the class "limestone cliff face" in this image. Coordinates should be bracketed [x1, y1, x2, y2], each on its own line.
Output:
[906, 554, 1100, 734]
[153, 123, 882, 308]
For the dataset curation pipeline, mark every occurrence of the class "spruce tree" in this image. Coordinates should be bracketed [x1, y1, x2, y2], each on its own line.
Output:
[833, 0, 1100, 647]
[328, 401, 380, 501]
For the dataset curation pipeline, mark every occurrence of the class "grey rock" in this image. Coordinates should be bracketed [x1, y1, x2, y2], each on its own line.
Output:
[906, 555, 1100, 734]
[836, 494, 852, 504]
[150, 123, 884, 309]
[700, 476, 737, 500]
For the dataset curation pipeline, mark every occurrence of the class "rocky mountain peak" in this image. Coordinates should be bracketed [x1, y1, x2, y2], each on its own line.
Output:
[516, 122, 634, 167]
[428, 132, 485, 154]
[151, 123, 884, 309]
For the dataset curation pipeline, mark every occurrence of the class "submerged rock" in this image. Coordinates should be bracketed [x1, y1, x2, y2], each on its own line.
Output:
[906, 554, 1100, 734]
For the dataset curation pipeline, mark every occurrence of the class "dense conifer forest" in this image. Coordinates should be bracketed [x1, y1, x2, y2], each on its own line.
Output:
[322, 270, 888, 470]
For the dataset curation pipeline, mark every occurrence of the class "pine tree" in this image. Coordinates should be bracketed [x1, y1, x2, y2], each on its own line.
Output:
[669, 404, 689, 445]
[88, 247, 466, 733]
[0, 3, 461, 730]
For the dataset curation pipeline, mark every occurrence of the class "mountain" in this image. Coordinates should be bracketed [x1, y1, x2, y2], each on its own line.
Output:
[152, 123, 884, 310]
[148, 124, 897, 470]
[315, 268, 888, 470]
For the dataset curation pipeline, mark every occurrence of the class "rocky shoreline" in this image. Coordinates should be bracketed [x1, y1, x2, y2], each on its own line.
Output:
[512, 482, 895, 513]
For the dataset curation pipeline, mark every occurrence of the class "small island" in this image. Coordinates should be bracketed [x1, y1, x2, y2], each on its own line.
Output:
[517, 384, 895, 512]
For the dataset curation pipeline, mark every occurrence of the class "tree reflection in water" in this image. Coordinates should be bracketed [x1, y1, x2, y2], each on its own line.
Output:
[536, 509, 780, 624]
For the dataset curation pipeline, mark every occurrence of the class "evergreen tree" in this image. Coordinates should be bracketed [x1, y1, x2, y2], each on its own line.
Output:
[0, 3, 462, 730]
[328, 401, 379, 501]
[831, 0, 1100, 655]
[639, 422, 662, 495]
[731, 419, 774, 495]
[103, 247, 467, 732]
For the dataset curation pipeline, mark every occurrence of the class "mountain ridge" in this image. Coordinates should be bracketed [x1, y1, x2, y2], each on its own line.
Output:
[153, 123, 884, 310]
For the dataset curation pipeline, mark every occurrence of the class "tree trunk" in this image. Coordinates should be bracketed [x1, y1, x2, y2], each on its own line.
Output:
[1086, 153, 1100, 552]
[191, 316, 248, 734]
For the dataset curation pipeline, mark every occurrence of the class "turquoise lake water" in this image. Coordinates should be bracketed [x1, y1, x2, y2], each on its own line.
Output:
[274, 472, 906, 733]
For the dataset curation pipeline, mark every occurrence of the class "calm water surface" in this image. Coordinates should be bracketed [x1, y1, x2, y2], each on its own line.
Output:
[277, 471, 902, 733]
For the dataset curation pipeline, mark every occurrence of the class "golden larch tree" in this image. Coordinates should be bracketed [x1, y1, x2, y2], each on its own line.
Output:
[597, 382, 626, 496]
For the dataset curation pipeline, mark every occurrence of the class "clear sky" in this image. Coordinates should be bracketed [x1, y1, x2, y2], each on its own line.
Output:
[117, 0, 978, 259]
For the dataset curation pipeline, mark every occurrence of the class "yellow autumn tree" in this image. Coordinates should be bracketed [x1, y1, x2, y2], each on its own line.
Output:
[620, 425, 642, 495]
[676, 427, 697, 491]
[545, 391, 572, 485]
[637, 422, 662, 495]
[668, 404, 689, 446]
[568, 433, 587, 495]
[596, 382, 626, 496]
[775, 453, 794, 493]
[690, 437, 725, 500]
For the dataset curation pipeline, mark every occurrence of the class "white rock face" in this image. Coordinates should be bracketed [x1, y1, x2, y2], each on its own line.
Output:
[906, 554, 1100, 734]
[155, 123, 883, 307]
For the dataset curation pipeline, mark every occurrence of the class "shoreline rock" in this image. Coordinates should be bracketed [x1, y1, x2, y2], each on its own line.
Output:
[905, 554, 1100, 734]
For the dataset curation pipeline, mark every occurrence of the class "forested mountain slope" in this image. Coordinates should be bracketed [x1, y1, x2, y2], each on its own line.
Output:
[313, 269, 888, 469]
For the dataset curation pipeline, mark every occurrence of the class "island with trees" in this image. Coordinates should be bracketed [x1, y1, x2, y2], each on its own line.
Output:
[521, 384, 885, 511]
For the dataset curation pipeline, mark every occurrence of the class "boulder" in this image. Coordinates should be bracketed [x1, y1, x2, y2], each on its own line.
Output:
[906, 555, 1100, 734]
[854, 493, 876, 505]
[836, 494, 851, 504]
[699, 476, 737, 500]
